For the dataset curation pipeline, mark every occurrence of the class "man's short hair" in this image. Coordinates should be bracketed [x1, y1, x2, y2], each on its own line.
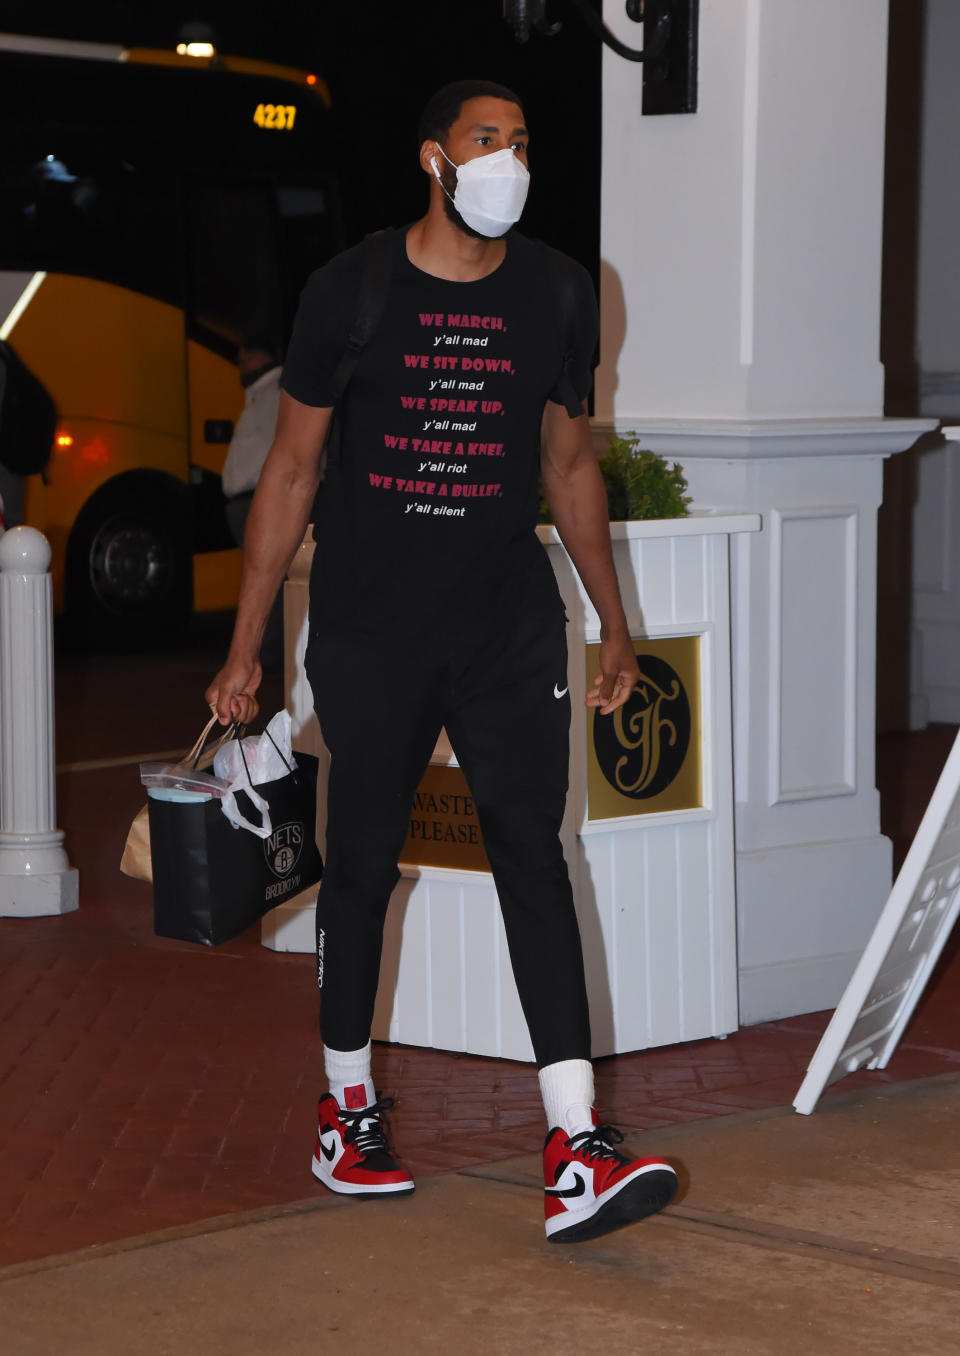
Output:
[418, 80, 524, 148]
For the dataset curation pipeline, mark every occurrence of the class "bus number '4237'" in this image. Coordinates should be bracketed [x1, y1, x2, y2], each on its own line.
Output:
[253, 103, 297, 130]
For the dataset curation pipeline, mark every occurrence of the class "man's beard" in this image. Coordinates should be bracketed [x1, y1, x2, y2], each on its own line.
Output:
[438, 164, 490, 241]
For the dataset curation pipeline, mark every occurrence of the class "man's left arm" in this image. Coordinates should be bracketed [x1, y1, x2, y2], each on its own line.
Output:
[540, 400, 639, 715]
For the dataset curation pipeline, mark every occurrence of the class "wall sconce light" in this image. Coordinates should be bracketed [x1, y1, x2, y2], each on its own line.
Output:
[503, 0, 699, 115]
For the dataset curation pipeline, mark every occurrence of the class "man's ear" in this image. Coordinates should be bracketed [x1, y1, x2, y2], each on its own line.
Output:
[419, 140, 441, 177]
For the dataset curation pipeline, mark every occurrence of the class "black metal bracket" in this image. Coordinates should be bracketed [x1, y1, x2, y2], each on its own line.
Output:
[503, 0, 698, 115]
[640, 0, 698, 115]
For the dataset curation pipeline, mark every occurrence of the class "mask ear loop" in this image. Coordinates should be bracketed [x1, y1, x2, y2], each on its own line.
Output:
[430, 149, 458, 209]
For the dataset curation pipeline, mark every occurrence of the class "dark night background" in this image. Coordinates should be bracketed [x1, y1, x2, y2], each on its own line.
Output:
[4, 2, 603, 271]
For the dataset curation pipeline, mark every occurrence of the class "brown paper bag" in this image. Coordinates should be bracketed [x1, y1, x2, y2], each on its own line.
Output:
[120, 805, 152, 881]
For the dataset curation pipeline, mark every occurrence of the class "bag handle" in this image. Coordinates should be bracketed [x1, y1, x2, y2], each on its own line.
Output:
[185, 709, 241, 771]
[260, 720, 296, 774]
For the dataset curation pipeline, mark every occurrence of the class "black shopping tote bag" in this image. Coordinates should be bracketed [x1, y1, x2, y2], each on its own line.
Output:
[148, 751, 323, 946]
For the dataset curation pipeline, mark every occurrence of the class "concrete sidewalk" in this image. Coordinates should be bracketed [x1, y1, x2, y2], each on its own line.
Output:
[3, 1075, 957, 1356]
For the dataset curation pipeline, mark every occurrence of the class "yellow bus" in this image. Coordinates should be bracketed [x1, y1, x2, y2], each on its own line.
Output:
[0, 34, 341, 642]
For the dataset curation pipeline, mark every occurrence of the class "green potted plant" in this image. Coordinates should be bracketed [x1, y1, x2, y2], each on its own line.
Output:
[598, 431, 691, 521]
[540, 431, 691, 522]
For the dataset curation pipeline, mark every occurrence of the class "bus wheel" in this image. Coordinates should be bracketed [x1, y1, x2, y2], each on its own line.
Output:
[65, 478, 193, 649]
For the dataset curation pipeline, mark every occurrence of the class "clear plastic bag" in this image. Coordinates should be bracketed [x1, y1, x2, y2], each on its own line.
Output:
[139, 764, 231, 802]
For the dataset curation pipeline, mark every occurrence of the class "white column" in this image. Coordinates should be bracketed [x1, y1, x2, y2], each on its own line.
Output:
[909, 0, 960, 725]
[0, 526, 78, 916]
[599, 0, 935, 1021]
[599, 0, 891, 421]
[915, 0, 960, 420]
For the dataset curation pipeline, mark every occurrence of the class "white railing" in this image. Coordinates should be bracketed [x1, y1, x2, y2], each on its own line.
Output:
[0, 526, 78, 916]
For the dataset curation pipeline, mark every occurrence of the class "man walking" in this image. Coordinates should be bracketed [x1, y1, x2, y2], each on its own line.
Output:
[208, 80, 677, 1243]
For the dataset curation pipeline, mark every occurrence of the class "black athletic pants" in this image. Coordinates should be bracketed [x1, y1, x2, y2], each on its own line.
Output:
[305, 595, 592, 1069]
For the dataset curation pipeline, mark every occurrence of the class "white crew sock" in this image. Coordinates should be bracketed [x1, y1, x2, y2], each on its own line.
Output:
[324, 1041, 374, 1111]
[538, 1058, 595, 1136]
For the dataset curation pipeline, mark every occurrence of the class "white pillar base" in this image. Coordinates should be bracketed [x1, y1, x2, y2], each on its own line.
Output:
[0, 867, 78, 917]
[604, 418, 933, 1025]
[0, 828, 71, 875]
[735, 834, 892, 1024]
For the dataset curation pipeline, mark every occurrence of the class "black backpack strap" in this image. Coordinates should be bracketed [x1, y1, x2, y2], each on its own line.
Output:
[325, 228, 394, 470]
[538, 242, 589, 420]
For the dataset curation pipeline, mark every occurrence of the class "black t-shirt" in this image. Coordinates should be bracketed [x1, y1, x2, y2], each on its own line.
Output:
[281, 226, 598, 638]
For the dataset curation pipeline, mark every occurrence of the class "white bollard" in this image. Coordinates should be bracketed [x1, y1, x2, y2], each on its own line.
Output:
[0, 526, 78, 916]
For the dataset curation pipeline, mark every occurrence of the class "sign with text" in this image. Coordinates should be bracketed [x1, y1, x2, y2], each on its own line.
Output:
[399, 764, 489, 872]
[586, 635, 702, 820]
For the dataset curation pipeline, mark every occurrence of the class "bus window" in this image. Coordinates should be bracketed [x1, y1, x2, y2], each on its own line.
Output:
[188, 183, 283, 352]
[185, 179, 285, 573]
[276, 185, 340, 315]
[4, 144, 180, 307]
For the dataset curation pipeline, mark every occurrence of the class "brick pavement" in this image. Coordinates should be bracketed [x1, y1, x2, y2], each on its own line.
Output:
[0, 644, 958, 1268]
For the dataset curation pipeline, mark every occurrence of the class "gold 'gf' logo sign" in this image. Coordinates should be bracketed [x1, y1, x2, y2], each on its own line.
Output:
[593, 654, 691, 799]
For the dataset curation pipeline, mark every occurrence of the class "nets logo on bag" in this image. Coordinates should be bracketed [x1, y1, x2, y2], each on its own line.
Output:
[264, 822, 305, 879]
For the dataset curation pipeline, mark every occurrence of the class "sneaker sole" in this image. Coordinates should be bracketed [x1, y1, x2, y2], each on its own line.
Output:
[546, 1164, 677, 1244]
[311, 1155, 415, 1199]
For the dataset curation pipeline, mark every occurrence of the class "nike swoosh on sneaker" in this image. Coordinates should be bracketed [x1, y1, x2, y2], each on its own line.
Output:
[319, 1135, 338, 1162]
[553, 684, 568, 699]
[545, 1168, 587, 1199]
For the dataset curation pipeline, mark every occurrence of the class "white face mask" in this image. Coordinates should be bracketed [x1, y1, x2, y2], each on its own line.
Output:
[431, 143, 529, 238]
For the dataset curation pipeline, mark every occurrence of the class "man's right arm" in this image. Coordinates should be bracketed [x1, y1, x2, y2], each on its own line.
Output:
[206, 391, 332, 725]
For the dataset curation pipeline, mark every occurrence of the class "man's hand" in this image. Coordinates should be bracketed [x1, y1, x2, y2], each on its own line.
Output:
[541, 404, 640, 717]
[205, 654, 262, 727]
[586, 634, 640, 715]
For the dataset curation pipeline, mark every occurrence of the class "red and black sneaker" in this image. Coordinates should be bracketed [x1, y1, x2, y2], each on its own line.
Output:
[543, 1121, 677, 1243]
[311, 1092, 415, 1198]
